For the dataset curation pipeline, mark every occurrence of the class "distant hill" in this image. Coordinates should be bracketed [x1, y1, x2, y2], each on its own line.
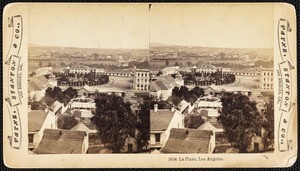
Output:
[29, 43, 42, 47]
[150, 42, 171, 47]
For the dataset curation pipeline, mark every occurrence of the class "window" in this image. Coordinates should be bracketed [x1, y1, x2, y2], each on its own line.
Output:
[141, 73, 144, 77]
[28, 134, 34, 143]
[127, 144, 133, 153]
[155, 133, 160, 143]
[254, 142, 259, 152]
[137, 84, 139, 87]
[137, 73, 140, 77]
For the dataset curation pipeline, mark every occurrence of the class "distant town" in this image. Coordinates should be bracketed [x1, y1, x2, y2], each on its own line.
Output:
[28, 43, 274, 154]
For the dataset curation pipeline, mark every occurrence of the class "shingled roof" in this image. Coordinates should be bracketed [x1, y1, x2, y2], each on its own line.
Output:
[33, 129, 87, 154]
[28, 75, 51, 92]
[150, 109, 174, 131]
[28, 110, 49, 132]
[161, 128, 213, 153]
[150, 75, 176, 92]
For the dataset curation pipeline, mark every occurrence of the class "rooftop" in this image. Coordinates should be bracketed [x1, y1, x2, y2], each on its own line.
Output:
[161, 128, 213, 153]
[150, 109, 174, 131]
[33, 129, 87, 154]
[28, 75, 52, 92]
[28, 110, 49, 132]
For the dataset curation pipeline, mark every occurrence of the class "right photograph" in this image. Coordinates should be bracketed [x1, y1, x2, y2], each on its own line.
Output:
[149, 4, 274, 154]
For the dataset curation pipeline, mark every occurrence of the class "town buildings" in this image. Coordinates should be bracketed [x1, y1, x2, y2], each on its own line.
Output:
[160, 128, 215, 153]
[150, 104, 184, 149]
[28, 75, 53, 101]
[133, 67, 150, 91]
[260, 68, 274, 91]
[28, 109, 57, 150]
[33, 129, 89, 154]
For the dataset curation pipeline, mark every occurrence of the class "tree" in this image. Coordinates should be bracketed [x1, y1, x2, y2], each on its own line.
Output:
[184, 114, 205, 129]
[57, 115, 78, 129]
[39, 60, 43, 67]
[261, 98, 274, 149]
[165, 60, 169, 66]
[190, 86, 204, 98]
[136, 101, 150, 150]
[218, 93, 261, 152]
[175, 62, 179, 66]
[187, 61, 192, 67]
[48, 63, 52, 67]
[92, 94, 137, 153]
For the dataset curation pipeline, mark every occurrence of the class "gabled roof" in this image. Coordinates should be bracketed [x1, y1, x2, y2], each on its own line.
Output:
[179, 100, 189, 113]
[33, 129, 87, 154]
[28, 75, 51, 92]
[207, 84, 251, 92]
[28, 110, 49, 132]
[198, 122, 217, 131]
[71, 122, 90, 133]
[150, 109, 174, 131]
[52, 100, 62, 114]
[150, 75, 176, 92]
[161, 128, 213, 153]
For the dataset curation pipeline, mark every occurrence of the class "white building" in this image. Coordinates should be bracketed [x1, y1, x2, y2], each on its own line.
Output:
[260, 68, 274, 90]
[133, 68, 150, 91]
[150, 75, 181, 101]
[28, 109, 57, 150]
[69, 97, 96, 111]
[69, 65, 91, 74]
[150, 104, 184, 149]
[28, 75, 52, 101]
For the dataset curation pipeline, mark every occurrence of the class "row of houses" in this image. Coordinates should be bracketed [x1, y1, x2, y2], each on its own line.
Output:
[150, 99, 218, 153]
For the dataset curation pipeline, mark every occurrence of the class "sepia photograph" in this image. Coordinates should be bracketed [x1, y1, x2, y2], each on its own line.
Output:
[27, 4, 151, 154]
[148, 4, 274, 154]
[2, 3, 297, 168]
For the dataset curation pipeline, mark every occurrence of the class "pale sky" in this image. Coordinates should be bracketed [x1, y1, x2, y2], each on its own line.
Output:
[150, 4, 274, 48]
[28, 4, 149, 49]
[29, 4, 274, 49]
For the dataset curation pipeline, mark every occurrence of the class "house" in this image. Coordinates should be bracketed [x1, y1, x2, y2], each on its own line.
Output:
[160, 128, 215, 153]
[150, 105, 184, 149]
[33, 129, 89, 154]
[69, 65, 91, 74]
[248, 135, 265, 152]
[150, 75, 179, 101]
[69, 97, 96, 111]
[204, 84, 252, 96]
[133, 67, 150, 91]
[34, 67, 53, 76]
[259, 68, 274, 91]
[77, 85, 125, 98]
[198, 121, 223, 133]
[28, 109, 57, 150]
[50, 100, 66, 116]
[28, 75, 52, 101]
[197, 96, 222, 109]
[71, 122, 97, 134]
[161, 66, 179, 75]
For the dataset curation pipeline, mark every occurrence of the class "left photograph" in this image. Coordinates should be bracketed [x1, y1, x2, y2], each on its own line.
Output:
[27, 4, 151, 154]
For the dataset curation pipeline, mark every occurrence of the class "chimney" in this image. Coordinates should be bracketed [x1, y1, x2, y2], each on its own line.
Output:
[28, 105, 31, 113]
[171, 105, 175, 112]
[154, 104, 158, 112]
